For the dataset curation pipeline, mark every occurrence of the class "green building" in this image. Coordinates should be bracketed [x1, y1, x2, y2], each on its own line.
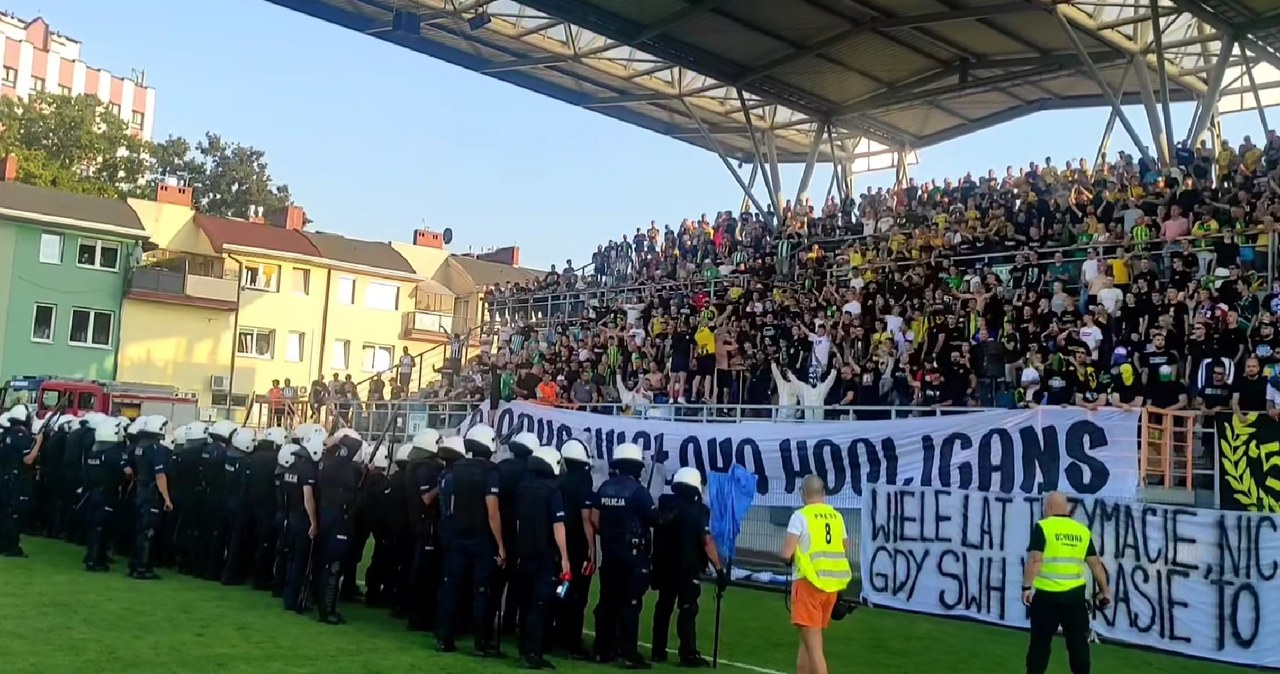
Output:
[0, 180, 149, 383]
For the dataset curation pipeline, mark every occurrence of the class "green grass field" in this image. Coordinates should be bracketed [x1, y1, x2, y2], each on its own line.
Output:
[0, 537, 1245, 674]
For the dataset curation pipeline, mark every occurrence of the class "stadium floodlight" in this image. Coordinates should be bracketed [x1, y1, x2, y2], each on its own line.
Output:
[467, 11, 491, 31]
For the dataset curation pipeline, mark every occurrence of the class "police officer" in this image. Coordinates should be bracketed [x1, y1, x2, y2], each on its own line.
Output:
[356, 441, 394, 608]
[220, 427, 256, 585]
[62, 413, 99, 546]
[1023, 491, 1110, 674]
[41, 415, 74, 539]
[315, 430, 361, 625]
[201, 420, 236, 581]
[493, 431, 538, 635]
[83, 417, 131, 572]
[651, 467, 727, 667]
[282, 437, 321, 613]
[249, 427, 286, 591]
[271, 442, 296, 599]
[592, 442, 657, 669]
[386, 442, 415, 617]
[172, 422, 209, 575]
[554, 439, 597, 660]
[435, 425, 506, 656]
[516, 446, 571, 670]
[340, 436, 372, 603]
[0, 405, 40, 558]
[405, 429, 444, 632]
[128, 415, 172, 580]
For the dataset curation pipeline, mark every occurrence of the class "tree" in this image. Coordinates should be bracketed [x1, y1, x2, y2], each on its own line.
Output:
[0, 92, 151, 197]
[150, 131, 294, 220]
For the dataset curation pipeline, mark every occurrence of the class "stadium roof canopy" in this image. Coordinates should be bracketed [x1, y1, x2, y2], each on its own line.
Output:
[266, 0, 1280, 167]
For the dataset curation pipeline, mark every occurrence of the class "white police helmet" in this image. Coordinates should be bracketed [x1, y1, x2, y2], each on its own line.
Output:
[673, 467, 702, 490]
[6, 404, 30, 423]
[278, 444, 300, 469]
[612, 442, 644, 465]
[186, 421, 210, 442]
[31, 415, 47, 434]
[126, 416, 145, 437]
[508, 431, 539, 457]
[372, 446, 391, 470]
[230, 427, 255, 452]
[260, 426, 287, 446]
[81, 412, 106, 429]
[412, 429, 441, 454]
[333, 427, 361, 442]
[560, 439, 590, 465]
[302, 437, 324, 463]
[94, 422, 124, 444]
[292, 423, 323, 442]
[56, 414, 78, 432]
[301, 426, 328, 448]
[0, 415, 7, 429]
[354, 442, 375, 465]
[209, 419, 237, 441]
[464, 424, 497, 456]
[531, 447, 562, 476]
[438, 435, 466, 460]
[139, 415, 168, 436]
[393, 443, 414, 463]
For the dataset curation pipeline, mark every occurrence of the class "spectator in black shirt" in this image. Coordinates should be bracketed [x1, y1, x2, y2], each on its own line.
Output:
[1233, 357, 1268, 415]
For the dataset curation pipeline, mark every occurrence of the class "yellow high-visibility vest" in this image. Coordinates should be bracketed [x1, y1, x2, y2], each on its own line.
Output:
[1033, 517, 1090, 592]
[794, 503, 852, 593]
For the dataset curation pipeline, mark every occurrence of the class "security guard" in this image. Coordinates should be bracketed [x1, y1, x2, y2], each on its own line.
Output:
[435, 425, 506, 656]
[172, 422, 209, 575]
[493, 431, 539, 635]
[62, 413, 99, 546]
[128, 415, 173, 580]
[780, 475, 853, 674]
[405, 429, 444, 632]
[554, 439, 596, 660]
[314, 431, 360, 624]
[651, 467, 727, 667]
[249, 427, 287, 590]
[0, 405, 40, 558]
[282, 438, 321, 613]
[1023, 491, 1110, 674]
[220, 427, 256, 585]
[83, 417, 131, 571]
[515, 446, 571, 670]
[201, 420, 236, 581]
[592, 442, 657, 669]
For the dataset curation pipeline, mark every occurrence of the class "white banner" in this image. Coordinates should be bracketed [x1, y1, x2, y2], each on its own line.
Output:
[459, 402, 1140, 506]
[860, 484, 1277, 667]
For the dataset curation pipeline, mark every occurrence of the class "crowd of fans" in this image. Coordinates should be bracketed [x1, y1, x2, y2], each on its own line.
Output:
[474, 130, 1280, 423]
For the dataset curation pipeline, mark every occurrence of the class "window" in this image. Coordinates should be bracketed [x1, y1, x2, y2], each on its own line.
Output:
[419, 292, 454, 314]
[337, 277, 355, 305]
[77, 392, 97, 410]
[332, 340, 350, 370]
[362, 344, 393, 373]
[285, 331, 305, 363]
[236, 327, 275, 359]
[38, 232, 62, 264]
[31, 303, 55, 343]
[291, 268, 310, 296]
[1, 68, 15, 85]
[364, 282, 399, 311]
[109, 102, 122, 116]
[68, 308, 114, 348]
[241, 262, 280, 292]
[76, 239, 120, 271]
[58, 85, 71, 96]
[130, 111, 144, 128]
[31, 77, 44, 92]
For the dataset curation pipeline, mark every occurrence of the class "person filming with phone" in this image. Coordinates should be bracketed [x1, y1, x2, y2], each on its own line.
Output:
[1022, 491, 1112, 674]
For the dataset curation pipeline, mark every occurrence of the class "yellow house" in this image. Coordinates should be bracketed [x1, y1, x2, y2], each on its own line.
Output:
[118, 187, 455, 414]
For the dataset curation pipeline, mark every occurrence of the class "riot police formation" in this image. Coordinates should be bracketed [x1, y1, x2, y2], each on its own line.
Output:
[0, 407, 737, 669]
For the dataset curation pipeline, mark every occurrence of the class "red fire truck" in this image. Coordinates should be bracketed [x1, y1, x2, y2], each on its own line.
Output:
[1, 376, 199, 424]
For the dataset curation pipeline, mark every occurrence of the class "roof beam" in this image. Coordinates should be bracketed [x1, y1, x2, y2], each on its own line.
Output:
[1050, 2, 1207, 95]
[1165, 0, 1280, 73]
[734, 2, 1037, 85]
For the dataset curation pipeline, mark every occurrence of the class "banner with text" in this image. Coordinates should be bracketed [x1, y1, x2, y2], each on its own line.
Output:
[860, 484, 1277, 667]
[461, 402, 1140, 506]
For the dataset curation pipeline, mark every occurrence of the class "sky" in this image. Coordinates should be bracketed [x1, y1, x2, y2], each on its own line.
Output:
[6, 0, 1273, 271]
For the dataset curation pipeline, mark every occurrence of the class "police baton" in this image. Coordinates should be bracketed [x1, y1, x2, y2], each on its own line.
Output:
[712, 584, 725, 669]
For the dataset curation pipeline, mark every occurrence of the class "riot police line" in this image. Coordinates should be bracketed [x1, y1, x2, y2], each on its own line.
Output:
[0, 403, 732, 670]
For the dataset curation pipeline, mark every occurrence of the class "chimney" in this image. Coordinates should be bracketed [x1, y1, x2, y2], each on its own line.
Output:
[0, 154, 17, 182]
[155, 182, 194, 208]
[475, 245, 520, 267]
[266, 204, 306, 231]
[413, 228, 444, 249]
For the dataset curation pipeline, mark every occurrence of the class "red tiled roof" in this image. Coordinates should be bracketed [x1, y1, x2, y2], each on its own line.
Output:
[194, 214, 321, 258]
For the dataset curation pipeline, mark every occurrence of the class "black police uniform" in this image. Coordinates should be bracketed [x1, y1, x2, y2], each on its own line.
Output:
[82, 437, 129, 571]
[247, 441, 281, 590]
[172, 435, 206, 575]
[0, 421, 36, 557]
[357, 461, 395, 607]
[41, 423, 68, 538]
[493, 451, 530, 633]
[435, 455, 502, 652]
[651, 489, 713, 664]
[129, 436, 169, 579]
[316, 437, 359, 624]
[200, 437, 230, 580]
[554, 459, 597, 656]
[593, 469, 657, 667]
[270, 459, 290, 598]
[515, 459, 566, 667]
[220, 445, 253, 585]
[117, 433, 142, 561]
[406, 453, 445, 630]
[386, 458, 413, 614]
[62, 420, 95, 545]
[281, 451, 319, 612]
[341, 459, 367, 602]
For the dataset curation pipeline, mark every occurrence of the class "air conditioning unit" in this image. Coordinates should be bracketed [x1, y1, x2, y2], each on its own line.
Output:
[174, 391, 198, 400]
[210, 375, 230, 392]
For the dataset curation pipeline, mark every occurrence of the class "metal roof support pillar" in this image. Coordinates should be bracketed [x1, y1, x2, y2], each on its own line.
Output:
[795, 122, 828, 206]
[741, 162, 759, 215]
[1186, 38, 1236, 146]
[765, 130, 785, 212]
[1239, 45, 1272, 135]
[1059, 11, 1153, 163]
[1149, 0, 1178, 160]
[894, 148, 910, 189]
[680, 99, 769, 218]
[1095, 57, 1135, 168]
[736, 91, 783, 220]
[1134, 65, 1168, 162]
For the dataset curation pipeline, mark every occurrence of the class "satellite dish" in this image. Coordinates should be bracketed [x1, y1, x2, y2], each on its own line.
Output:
[442, 227, 454, 245]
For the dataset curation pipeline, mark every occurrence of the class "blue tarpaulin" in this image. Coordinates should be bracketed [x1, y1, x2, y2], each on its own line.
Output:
[707, 465, 757, 568]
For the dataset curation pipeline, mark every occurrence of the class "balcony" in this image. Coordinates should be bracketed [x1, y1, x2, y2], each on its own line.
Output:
[127, 262, 238, 311]
[401, 311, 454, 341]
